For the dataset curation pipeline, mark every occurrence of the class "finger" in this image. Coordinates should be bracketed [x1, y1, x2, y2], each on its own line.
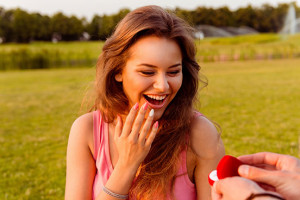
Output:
[213, 178, 234, 196]
[130, 103, 149, 140]
[122, 103, 139, 137]
[138, 109, 154, 144]
[238, 152, 300, 171]
[115, 115, 123, 138]
[145, 121, 158, 147]
[238, 152, 282, 167]
[238, 165, 284, 187]
[212, 181, 223, 197]
[211, 181, 222, 200]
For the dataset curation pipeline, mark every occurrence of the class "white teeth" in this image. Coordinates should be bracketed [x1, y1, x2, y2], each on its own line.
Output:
[146, 95, 166, 101]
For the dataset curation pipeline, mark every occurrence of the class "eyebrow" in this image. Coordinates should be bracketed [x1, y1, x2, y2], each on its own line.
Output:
[137, 63, 182, 68]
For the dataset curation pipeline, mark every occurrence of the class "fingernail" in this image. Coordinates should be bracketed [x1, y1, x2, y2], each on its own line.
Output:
[239, 165, 249, 176]
[133, 103, 139, 110]
[154, 121, 159, 128]
[117, 115, 121, 123]
[149, 109, 154, 117]
[143, 102, 148, 110]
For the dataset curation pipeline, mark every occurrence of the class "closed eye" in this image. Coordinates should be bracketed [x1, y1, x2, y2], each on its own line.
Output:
[168, 70, 181, 75]
[140, 71, 155, 75]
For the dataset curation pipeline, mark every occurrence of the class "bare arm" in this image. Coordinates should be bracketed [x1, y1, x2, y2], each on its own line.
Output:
[191, 116, 225, 200]
[65, 113, 135, 200]
[65, 113, 96, 200]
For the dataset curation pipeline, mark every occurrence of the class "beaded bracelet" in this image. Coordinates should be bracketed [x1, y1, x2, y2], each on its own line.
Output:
[102, 186, 129, 199]
[246, 192, 285, 200]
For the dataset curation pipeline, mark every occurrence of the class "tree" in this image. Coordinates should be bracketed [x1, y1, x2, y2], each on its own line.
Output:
[112, 8, 130, 24]
[11, 8, 33, 43]
[87, 15, 102, 40]
[0, 4, 299, 43]
[193, 7, 219, 26]
[51, 12, 84, 41]
[234, 6, 260, 30]
[67, 16, 84, 40]
[214, 7, 235, 27]
[0, 7, 4, 38]
[31, 13, 52, 41]
[174, 8, 194, 26]
[98, 8, 130, 40]
[272, 3, 290, 31]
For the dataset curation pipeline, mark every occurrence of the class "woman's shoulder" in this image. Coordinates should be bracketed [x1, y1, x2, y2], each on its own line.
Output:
[69, 112, 95, 155]
[71, 112, 94, 134]
[189, 111, 224, 159]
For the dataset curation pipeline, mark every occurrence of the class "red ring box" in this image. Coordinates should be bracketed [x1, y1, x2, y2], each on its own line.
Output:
[208, 155, 244, 186]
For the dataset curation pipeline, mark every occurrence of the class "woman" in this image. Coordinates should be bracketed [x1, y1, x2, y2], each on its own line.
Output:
[65, 5, 225, 200]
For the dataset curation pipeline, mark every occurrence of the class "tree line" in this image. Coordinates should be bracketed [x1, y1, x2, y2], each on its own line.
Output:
[0, 3, 298, 43]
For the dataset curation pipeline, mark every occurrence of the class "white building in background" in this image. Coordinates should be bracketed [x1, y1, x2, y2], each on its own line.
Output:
[80, 32, 90, 41]
[195, 25, 258, 38]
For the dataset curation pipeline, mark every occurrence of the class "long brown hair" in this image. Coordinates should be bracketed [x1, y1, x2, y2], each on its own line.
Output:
[94, 5, 207, 199]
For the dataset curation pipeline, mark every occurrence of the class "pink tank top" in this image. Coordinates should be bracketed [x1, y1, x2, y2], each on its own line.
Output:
[92, 110, 197, 200]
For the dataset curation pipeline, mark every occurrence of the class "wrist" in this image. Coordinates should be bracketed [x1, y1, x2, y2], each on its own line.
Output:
[103, 163, 138, 197]
[112, 162, 139, 183]
[115, 160, 140, 174]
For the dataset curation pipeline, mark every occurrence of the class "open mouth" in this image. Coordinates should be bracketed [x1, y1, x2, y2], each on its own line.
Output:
[143, 94, 168, 106]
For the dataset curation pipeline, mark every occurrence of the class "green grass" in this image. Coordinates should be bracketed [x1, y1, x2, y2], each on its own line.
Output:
[196, 33, 300, 62]
[1, 59, 300, 199]
[0, 68, 94, 199]
[1, 33, 300, 70]
[199, 59, 300, 157]
[0, 41, 102, 70]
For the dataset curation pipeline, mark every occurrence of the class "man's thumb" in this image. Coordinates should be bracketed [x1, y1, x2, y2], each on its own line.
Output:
[238, 165, 281, 187]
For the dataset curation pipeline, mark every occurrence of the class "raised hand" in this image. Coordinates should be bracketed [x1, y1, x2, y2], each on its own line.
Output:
[96, 103, 158, 199]
[114, 102, 158, 171]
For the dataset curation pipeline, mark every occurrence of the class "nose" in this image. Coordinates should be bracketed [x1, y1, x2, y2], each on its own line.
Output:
[153, 73, 169, 92]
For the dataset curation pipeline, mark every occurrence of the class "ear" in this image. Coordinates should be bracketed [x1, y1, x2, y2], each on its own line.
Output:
[115, 73, 122, 82]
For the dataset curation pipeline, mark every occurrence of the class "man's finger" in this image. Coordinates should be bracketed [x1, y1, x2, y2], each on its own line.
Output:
[238, 165, 283, 187]
[238, 152, 281, 167]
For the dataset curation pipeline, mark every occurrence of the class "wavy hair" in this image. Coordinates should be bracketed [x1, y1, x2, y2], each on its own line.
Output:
[93, 5, 207, 199]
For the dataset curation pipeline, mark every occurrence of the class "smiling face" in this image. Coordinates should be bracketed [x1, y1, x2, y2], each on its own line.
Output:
[115, 35, 183, 120]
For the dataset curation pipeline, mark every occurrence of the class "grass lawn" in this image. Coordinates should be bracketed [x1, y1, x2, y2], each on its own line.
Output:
[196, 33, 300, 61]
[1, 33, 300, 70]
[0, 67, 94, 199]
[0, 59, 299, 199]
[199, 59, 300, 157]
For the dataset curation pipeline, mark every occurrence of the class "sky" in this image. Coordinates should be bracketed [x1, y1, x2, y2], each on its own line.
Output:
[0, 0, 298, 20]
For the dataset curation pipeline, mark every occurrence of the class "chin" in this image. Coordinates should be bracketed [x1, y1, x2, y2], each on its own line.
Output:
[153, 110, 165, 121]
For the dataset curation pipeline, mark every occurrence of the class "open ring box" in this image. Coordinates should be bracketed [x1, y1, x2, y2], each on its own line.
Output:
[208, 155, 244, 186]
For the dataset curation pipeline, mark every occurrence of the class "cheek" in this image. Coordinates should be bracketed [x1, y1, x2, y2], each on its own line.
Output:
[123, 76, 151, 97]
[172, 76, 183, 93]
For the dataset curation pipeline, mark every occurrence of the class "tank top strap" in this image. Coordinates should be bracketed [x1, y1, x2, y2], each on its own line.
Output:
[177, 147, 195, 188]
[184, 111, 203, 144]
[177, 110, 204, 183]
[193, 110, 203, 118]
[93, 110, 103, 160]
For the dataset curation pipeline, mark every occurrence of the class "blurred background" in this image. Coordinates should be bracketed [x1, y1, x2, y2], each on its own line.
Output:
[0, 0, 299, 199]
